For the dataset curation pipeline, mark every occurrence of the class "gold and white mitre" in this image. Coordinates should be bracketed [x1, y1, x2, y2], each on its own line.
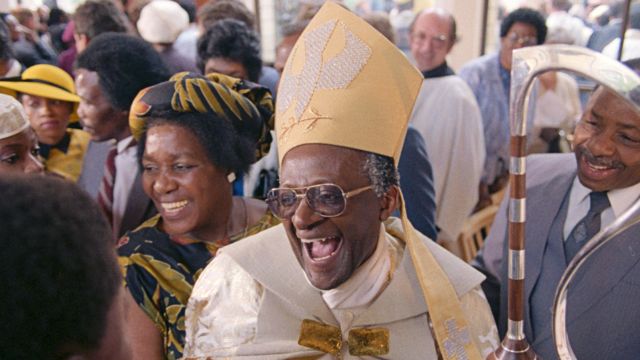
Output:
[275, 2, 421, 165]
[274, 2, 485, 360]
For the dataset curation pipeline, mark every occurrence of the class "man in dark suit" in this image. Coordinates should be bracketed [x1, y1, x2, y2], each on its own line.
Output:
[478, 85, 640, 359]
[75, 33, 170, 239]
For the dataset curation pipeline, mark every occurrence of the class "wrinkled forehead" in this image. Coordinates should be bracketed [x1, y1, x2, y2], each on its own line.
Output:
[282, 143, 366, 164]
[588, 86, 640, 116]
[0, 127, 35, 146]
[582, 86, 640, 135]
[415, 10, 452, 34]
[280, 144, 368, 184]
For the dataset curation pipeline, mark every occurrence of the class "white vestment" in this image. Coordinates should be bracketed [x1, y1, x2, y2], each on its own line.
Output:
[182, 218, 498, 359]
[409, 76, 486, 241]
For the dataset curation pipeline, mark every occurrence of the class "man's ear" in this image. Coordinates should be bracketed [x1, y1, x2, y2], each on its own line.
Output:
[74, 33, 90, 52]
[379, 185, 399, 221]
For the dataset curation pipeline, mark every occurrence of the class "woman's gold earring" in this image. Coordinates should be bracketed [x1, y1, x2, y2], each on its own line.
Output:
[227, 172, 236, 183]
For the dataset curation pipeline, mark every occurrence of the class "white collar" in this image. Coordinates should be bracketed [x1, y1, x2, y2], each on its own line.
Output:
[116, 135, 135, 154]
[572, 177, 640, 217]
[4, 60, 22, 77]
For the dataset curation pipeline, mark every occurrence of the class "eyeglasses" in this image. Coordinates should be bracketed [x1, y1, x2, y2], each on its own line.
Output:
[266, 183, 374, 219]
[506, 32, 537, 47]
[412, 33, 449, 49]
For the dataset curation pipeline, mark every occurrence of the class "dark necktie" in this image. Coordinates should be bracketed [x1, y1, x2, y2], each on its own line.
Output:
[564, 191, 610, 262]
[98, 146, 117, 227]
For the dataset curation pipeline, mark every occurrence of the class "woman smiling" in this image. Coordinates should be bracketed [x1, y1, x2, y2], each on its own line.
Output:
[117, 72, 278, 359]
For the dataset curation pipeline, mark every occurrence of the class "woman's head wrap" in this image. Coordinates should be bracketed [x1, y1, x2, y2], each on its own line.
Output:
[130, 72, 274, 161]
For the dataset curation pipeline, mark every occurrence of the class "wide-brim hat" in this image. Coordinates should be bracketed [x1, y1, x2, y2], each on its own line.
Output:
[0, 64, 80, 121]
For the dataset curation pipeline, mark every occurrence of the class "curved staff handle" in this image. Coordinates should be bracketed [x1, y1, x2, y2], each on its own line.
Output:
[486, 44, 640, 360]
[549, 51, 640, 359]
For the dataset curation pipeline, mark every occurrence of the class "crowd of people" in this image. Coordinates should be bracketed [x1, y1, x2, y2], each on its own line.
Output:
[0, 0, 639, 359]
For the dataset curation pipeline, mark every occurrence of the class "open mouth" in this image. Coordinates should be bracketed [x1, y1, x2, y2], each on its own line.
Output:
[580, 154, 622, 181]
[301, 236, 343, 261]
[161, 200, 188, 214]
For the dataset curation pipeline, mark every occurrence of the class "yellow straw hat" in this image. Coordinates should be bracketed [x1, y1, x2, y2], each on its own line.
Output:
[0, 64, 80, 121]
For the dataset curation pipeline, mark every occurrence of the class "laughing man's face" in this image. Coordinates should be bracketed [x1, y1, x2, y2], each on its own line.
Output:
[573, 87, 640, 192]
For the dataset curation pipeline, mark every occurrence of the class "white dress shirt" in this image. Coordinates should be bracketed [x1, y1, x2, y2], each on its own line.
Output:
[563, 176, 640, 240]
[113, 136, 139, 236]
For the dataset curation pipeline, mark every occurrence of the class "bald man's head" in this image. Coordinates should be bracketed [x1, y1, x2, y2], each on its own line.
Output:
[409, 8, 456, 72]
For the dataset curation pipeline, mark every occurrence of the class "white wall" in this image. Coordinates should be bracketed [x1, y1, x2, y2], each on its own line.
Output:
[435, 0, 500, 71]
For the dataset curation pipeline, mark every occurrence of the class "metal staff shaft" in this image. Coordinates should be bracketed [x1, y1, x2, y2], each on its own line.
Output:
[486, 44, 640, 360]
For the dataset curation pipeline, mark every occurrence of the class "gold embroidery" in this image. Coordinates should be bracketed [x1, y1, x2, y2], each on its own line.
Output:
[347, 327, 389, 356]
[298, 319, 342, 355]
[298, 319, 390, 357]
[276, 19, 372, 143]
[278, 109, 332, 143]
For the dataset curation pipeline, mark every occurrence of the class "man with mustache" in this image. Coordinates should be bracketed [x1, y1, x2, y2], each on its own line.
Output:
[477, 83, 640, 359]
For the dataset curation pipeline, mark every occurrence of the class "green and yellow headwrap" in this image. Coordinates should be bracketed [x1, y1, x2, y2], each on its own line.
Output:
[129, 72, 274, 161]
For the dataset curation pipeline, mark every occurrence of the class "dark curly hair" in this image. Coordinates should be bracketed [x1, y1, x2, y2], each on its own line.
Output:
[197, 19, 262, 82]
[138, 110, 257, 175]
[0, 175, 120, 359]
[73, 0, 127, 39]
[75, 33, 170, 111]
[500, 7, 547, 45]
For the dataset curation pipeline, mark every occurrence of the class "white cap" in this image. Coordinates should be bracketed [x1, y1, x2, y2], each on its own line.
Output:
[0, 94, 29, 140]
[137, 0, 189, 44]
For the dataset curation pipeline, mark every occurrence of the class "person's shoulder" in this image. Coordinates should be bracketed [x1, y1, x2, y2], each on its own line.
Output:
[385, 218, 485, 296]
[428, 75, 478, 99]
[459, 54, 498, 90]
[69, 128, 91, 141]
[423, 237, 486, 296]
[194, 251, 257, 293]
[526, 153, 576, 187]
[527, 153, 574, 173]
[459, 53, 497, 75]
[184, 251, 262, 358]
[223, 222, 286, 255]
[404, 125, 423, 143]
[86, 139, 113, 152]
[67, 129, 91, 152]
[117, 215, 164, 255]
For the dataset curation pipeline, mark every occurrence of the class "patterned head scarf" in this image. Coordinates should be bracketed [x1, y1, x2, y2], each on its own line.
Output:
[130, 72, 274, 162]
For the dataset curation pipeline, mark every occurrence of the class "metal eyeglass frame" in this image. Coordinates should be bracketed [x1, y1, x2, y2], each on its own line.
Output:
[267, 184, 374, 219]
